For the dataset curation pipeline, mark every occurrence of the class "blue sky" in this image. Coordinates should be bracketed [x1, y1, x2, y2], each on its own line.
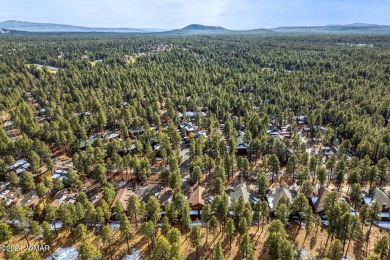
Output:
[1, 0, 389, 29]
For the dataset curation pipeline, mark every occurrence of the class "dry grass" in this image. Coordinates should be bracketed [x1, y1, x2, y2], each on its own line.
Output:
[3, 221, 387, 260]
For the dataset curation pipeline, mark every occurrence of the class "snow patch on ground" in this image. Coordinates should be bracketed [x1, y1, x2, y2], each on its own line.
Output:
[45, 247, 78, 260]
[123, 249, 141, 260]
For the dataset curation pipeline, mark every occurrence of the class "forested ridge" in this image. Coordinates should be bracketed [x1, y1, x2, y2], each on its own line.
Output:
[0, 33, 389, 260]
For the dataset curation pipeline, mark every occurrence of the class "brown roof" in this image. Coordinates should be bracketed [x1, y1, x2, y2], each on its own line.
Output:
[111, 188, 134, 209]
[313, 187, 330, 213]
[157, 187, 173, 206]
[19, 193, 39, 207]
[188, 186, 205, 207]
[51, 190, 77, 208]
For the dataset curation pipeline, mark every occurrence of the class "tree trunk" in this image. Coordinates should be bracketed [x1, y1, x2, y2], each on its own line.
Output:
[109, 241, 113, 260]
[53, 221, 58, 237]
[126, 236, 130, 254]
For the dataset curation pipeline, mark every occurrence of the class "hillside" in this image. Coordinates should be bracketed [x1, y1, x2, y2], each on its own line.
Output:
[273, 23, 390, 34]
[0, 20, 166, 33]
[166, 24, 231, 34]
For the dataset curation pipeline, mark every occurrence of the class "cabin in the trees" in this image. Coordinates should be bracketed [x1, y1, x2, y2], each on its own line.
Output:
[310, 187, 330, 215]
[236, 131, 248, 155]
[157, 187, 173, 210]
[51, 189, 77, 208]
[363, 188, 390, 213]
[19, 192, 39, 210]
[296, 115, 306, 126]
[188, 186, 205, 211]
[79, 132, 120, 149]
[266, 185, 296, 215]
[267, 126, 281, 136]
[320, 146, 334, 157]
[111, 187, 134, 212]
[226, 184, 255, 205]
[178, 121, 197, 133]
[52, 169, 68, 181]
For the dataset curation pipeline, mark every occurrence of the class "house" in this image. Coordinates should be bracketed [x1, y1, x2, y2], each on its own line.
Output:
[236, 131, 248, 155]
[79, 135, 98, 149]
[18, 193, 39, 209]
[227, 184, 253, 205]
[51, 190, 77, 208]
[280, 125, 292, 139]
[188, 186, 205, 210]
[363, 188, 390, 230]
[267, 127, 281, 136]
[193, 131, 208, 139]
[266, 185, 296, 213]
[178, 122, 198, 133]
[363, 188, 390, 212]
[310, 187, 331, 214]
[296, 115, 306, 125]
[52, 169, 68, 181]
[111, 187, 134, 210]
[79, 132, 120, 149]
[320, 146, 333, 156]
[157, 187, 173, 210]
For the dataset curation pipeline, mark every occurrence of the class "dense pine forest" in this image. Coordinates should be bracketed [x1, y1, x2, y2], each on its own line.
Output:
[0, 33, 389, 260]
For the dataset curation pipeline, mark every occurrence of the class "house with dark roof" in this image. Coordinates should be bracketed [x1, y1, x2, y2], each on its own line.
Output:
[310, 187, 331, 214]
[236, 131, 248, 155]
[267, 127, 281, 136]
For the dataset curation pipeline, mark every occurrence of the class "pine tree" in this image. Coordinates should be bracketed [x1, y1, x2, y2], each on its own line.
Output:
[119, 214, 132, 254]
[79, 240, 102, 260]
[152, 235, 171, 260]
[190, 225, 201, 258]
[325, 239, 343, 260]
[127, 194, 141, 228]
[142, 220, 157, 253]
[101, 224, 114, 260]
[0, 222, 12, 243]
[213, 241, 224, 260]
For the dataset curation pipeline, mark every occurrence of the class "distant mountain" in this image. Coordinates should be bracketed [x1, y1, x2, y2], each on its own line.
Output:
[0, 20, 167, 33]
[166, 24, 231, 34]
[1, 21, 389, 34]
[272, 23, 390, 34]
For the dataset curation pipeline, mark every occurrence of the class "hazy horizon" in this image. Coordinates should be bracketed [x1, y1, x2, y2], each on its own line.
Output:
[1, 0, 390, 30]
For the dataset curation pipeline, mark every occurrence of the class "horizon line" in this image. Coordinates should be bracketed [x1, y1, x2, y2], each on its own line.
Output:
[1, 20, 389, 31]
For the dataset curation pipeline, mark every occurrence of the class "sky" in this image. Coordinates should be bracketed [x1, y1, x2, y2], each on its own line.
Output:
[1, 0, 389, 29]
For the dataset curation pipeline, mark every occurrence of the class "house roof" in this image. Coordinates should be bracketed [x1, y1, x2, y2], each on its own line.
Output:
[237, 131, 247, 147]
[188, 186, 205, 206]
[313, 187, 331, 213]
[228, 185, 250, 204]
[51, 190, 77, 208]
[19, 193, 39, 207]
[372, 188, 390, 210]
[267, 186, 296, 211]
[111, 187, 134, 209]
[157, 187, 173, 206]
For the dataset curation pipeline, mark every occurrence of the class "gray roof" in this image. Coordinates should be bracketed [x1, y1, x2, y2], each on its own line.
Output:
[228, 185, 251, 204]
[372, 188, 390, 211]
[267, 186, 296, 211]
